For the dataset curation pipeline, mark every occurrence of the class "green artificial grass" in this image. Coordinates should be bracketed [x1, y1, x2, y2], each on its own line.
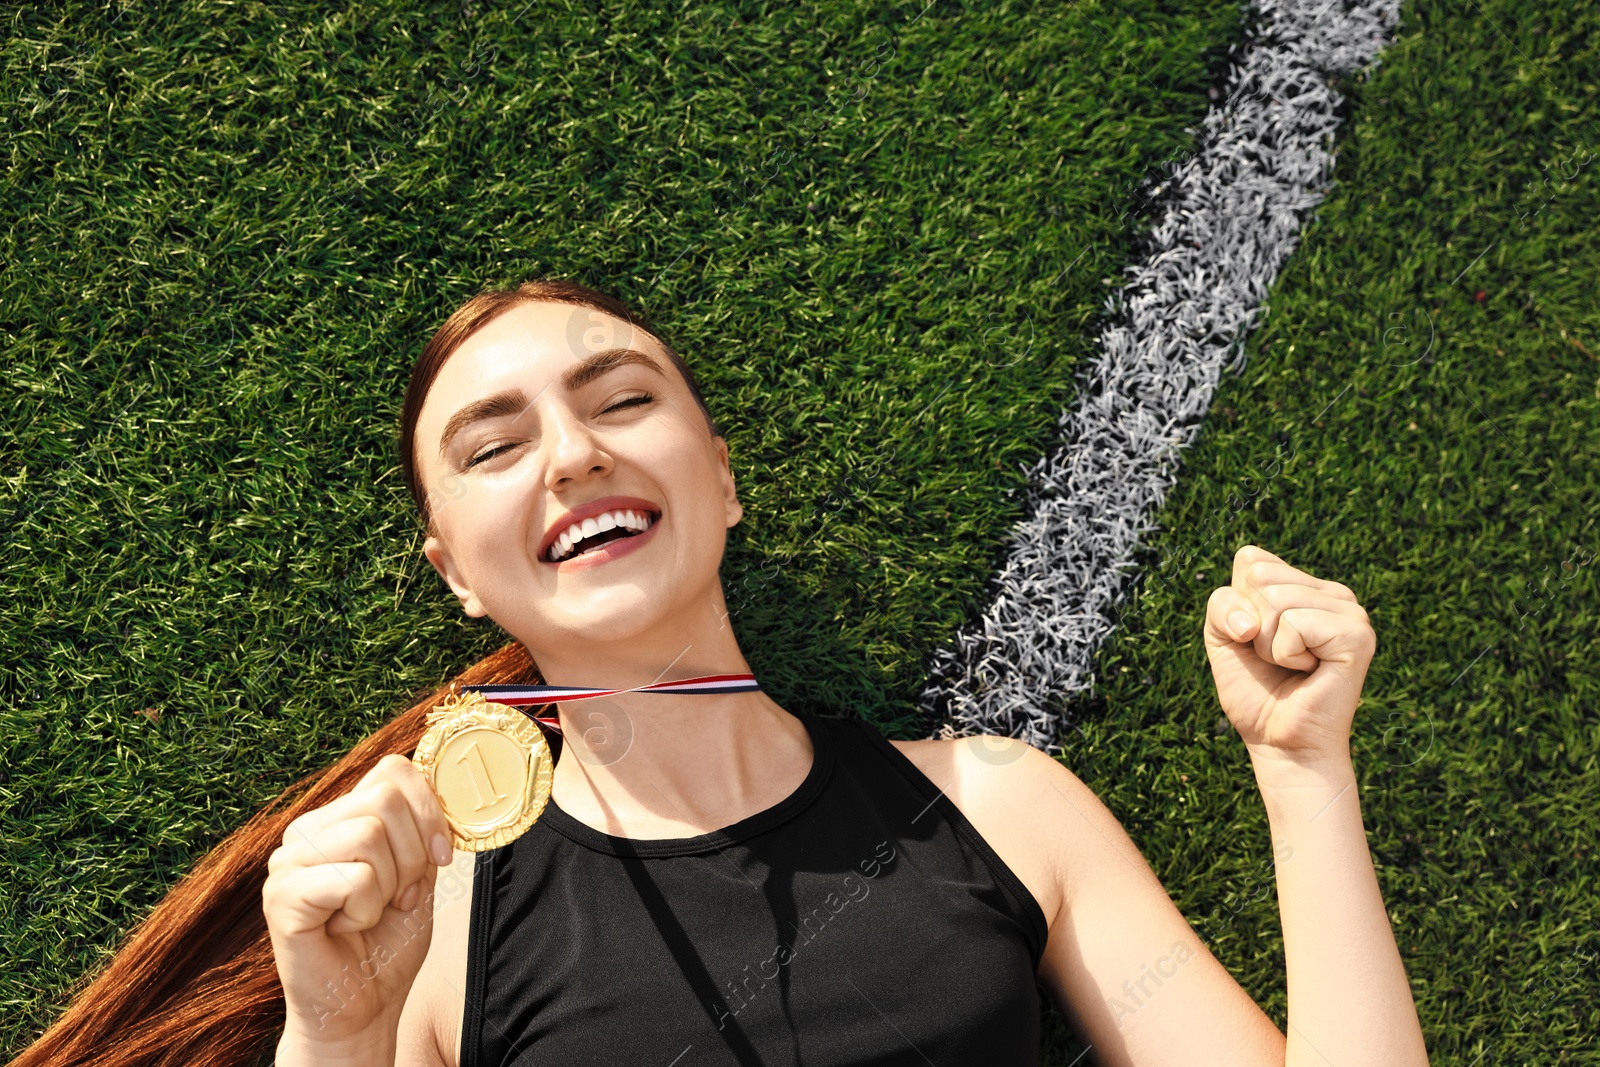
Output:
[1, 0, 1596, 1063]
[1046, 3, 1600, 1063]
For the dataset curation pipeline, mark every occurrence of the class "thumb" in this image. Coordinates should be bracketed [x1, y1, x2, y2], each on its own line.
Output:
[1205, 587, 1260, 647]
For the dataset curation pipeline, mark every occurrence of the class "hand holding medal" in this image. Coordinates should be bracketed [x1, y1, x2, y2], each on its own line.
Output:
[411, 673, 762, 851]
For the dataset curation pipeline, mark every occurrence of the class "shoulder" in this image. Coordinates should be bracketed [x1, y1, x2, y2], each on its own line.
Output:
[891, 732, 1289, 1058]
[884, 733, 1115, 931]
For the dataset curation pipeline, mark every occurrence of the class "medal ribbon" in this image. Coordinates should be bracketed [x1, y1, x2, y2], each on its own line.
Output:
[464, 673, 761, 734]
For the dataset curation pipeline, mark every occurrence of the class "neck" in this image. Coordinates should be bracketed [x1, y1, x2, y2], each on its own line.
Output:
[551, 690, 810, 837]
[528, 588, 813, 839]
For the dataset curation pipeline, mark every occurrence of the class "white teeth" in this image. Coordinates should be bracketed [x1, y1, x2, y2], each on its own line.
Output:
[548, 508, 656, 562]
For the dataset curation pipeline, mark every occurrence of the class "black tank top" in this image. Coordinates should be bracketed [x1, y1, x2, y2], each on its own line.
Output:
[460, 710, 1050, 1066]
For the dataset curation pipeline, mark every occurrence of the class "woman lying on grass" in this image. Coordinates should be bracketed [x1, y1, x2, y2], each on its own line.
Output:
[12, 280, 1429, 1067]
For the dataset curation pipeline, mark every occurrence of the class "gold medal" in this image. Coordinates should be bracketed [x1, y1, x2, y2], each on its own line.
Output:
[412, 689, 554, 852]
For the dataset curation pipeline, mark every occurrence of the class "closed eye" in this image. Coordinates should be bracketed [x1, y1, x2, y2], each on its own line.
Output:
[464, 392, 656, 468]
[465, 443, 515, 468]
[604, 391, 656, 414]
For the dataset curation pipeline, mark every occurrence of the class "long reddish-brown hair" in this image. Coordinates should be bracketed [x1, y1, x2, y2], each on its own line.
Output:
[7, 279, 720, 1067]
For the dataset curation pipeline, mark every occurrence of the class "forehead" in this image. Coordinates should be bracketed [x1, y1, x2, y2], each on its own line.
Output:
[419, 301, 669, 426]
[440, 300, 663, 387]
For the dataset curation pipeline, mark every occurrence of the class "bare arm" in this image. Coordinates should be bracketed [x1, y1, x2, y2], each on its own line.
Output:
[1005, 544, 1427, 1066]
[1023, 746, 1287, 1067]
[1251, 754, 1428, 1066]
[1207, 544, 1428, 1065]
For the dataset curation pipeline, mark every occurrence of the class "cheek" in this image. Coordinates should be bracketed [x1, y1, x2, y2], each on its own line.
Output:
[442, 480, 534, 563]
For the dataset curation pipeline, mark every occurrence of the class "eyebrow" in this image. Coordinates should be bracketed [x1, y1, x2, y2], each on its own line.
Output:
[437, 347, 667, 459]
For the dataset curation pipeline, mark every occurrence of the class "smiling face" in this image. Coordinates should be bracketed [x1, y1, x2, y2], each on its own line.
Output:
[414, 300, 741, 658]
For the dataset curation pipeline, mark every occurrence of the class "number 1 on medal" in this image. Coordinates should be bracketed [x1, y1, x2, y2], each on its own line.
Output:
[457, 741, 506, 810]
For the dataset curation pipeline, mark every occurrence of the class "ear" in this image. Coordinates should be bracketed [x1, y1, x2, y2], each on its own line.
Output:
[423, 533, 488, 618]
[714, 435, 742, 528]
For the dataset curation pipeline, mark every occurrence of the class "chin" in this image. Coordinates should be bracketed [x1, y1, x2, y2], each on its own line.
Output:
[546, 586, 667, 641]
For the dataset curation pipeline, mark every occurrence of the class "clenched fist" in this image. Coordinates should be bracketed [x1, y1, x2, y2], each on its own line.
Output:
[263, 753, 454, 1059]
[1204, 544, 1377, 778]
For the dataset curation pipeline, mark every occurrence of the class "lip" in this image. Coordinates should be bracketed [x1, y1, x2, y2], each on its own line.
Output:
[539, 494, 662, 566]
[547, 510, 662, 572]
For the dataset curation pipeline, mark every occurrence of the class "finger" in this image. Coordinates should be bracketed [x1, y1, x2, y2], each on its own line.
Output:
[1210, 592, 1316, 672]
[1231, 566, 1366, 659]
[1228, 547, 1344, 598]
[283, 788, 390, 839]
[1230, 548, 1313, 656]
[1241, 556, 1358, 602]
[1231, 544, 1282, 590]
[1232, 590, 1354, 671]
[348, 776, 430, 907]
[1254, 582, 1368, 620]
[291, 758, 454, 895]
[1231, 549, 1277, 647]
[1208, 585, 1347, 670]
[366, 752, 455, 870]
[1277, 605, 1375, 670]
[266, 861, 386, 937]
[1266, 609, 1317, 671]
[278, 815, 400, 910]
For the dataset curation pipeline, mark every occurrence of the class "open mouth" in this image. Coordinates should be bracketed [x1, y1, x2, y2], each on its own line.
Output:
[544, 508, 660, 564]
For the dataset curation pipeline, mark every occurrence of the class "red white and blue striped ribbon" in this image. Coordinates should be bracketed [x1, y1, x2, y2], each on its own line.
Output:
[463, 673, 761, 734]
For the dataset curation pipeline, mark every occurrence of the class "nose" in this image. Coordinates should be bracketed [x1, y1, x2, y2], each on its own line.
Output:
[541, 402, 612, 489]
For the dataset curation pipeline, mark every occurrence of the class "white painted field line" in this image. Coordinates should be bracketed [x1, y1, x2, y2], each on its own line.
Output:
[919, 0, 1406, 747]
